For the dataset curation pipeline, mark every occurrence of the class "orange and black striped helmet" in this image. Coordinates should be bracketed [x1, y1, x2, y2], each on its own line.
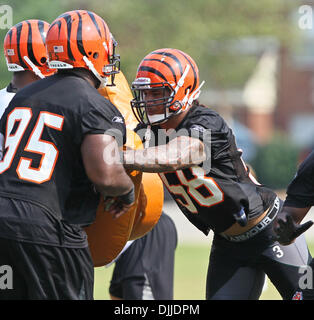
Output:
[131, 48, 204, 125]
[3, 19, 55, 78]
[46, 10, 120, 87]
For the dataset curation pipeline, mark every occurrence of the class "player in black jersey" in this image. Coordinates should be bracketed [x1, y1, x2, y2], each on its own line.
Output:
[1, 19, 56, 163]
[109, 212, 177, 300]
[273, 150, 314, 246]
[273, 150, 314, 299]
[0, 10, 134, 300]
[122, 48, 312, 300]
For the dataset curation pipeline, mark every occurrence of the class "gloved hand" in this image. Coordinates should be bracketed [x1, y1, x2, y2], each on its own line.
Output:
[272, 212, 313, 245]
[104, 186, 135, 219]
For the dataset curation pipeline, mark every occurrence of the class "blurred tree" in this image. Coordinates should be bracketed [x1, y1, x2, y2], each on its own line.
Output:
[62, 0, 296, 88]
[251, 133, 299, 190]
[0, 0, 297, 91]
[0, 0, 66, 88]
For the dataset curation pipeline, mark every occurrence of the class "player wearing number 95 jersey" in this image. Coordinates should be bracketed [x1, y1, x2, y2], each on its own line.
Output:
[0, 10, 134, 300]
[123, 48, 312, 300]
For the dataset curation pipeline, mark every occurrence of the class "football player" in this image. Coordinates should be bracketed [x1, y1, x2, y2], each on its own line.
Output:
[0, 19, 55, 119]
[273, 150, 314, 299]
[0, 10, 134, 299]
[0, 19, 56, 164]
[122, 48, 312, 299]
[109, 212, 177, 300]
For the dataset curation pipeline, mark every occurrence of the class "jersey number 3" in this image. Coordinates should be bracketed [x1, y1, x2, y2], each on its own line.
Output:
[0, 108, 64, 184]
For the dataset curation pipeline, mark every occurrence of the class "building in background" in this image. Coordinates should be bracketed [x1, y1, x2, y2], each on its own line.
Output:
[200, 18, 314, 154]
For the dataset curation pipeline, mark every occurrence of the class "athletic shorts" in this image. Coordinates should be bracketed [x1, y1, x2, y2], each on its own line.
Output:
[0, 238, 94, 300]
[109, 213, 177, 300]
[206, 223, 312, 300]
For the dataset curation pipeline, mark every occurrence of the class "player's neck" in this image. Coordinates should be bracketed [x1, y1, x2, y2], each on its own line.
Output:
[63, 69, 100, 88]
[11, 71, 41, 90]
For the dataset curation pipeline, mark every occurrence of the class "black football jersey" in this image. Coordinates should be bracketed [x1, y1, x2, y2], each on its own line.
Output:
[0, 72, 126, 226]
[285, 150, 314, 208]
[135, 105, 276, 234]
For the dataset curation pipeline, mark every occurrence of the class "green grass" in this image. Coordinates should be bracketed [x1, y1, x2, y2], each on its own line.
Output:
[93, 241, 314, 300]
[93, 244, 210, 300]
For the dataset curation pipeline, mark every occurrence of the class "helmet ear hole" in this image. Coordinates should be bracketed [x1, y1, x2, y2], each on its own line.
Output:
[40, 57, 47, 64]
[93, 52, 99, 59]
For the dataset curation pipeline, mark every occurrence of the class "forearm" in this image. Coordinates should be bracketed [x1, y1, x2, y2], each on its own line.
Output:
[124, 147, 187, 172]
[123, 136, 206, 172]
[93, 165, 134, 196]
[281, 206, 311, 224]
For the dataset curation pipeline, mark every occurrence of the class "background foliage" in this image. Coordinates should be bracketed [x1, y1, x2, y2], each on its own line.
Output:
[1, 0, 296, 89]
[251, 133, 300, 189]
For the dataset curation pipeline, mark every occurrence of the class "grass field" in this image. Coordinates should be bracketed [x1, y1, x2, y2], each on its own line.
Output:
[93, 241, 314, 300]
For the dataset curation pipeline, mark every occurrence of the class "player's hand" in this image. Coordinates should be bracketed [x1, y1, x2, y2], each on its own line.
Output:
[104, 187, 135, 219]
[272, 211, 313, 245]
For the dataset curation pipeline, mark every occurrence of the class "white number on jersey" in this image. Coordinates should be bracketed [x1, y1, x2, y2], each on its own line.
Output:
[0, 108, 64, 183]
[159, 166, 224, 214]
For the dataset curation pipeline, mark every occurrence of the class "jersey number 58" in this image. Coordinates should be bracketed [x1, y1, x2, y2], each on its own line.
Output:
[160, 166, 224, 214]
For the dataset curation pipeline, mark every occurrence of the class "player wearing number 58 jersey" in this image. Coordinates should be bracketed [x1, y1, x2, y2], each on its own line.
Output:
[123, 48, 312, 300]
[0, 10, 134, 300]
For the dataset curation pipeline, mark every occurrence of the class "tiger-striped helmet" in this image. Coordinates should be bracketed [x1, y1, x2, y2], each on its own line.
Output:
[131, 48, 204, 125]
[46, 10, 120, 87]
[3, 19, 55, 78]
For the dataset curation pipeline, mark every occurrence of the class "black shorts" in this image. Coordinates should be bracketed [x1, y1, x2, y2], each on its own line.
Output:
[207, 224, 312, 300]
[0, 238, 94, 300]
[109, 213, 177, 300]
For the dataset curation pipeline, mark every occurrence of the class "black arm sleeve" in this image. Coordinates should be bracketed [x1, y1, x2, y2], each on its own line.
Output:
[77, 99, 126, 147]
[285, 151, 314, 208]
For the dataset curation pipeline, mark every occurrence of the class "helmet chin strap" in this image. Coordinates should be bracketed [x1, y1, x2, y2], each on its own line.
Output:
[83, 56, 108, 88]
[23, 56, 45, 79]
[172, 65, 190, 97]
[148, 113, 166, 124]
[171, 65, 205, 112]
[147, 108, 170, 125]
[187, 80, 205, 105]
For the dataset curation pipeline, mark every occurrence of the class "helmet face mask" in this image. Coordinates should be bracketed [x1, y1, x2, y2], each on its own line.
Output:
[104, 35, 120, 86]
[131, 79, 180, 125]
[131, 48, 202, 125]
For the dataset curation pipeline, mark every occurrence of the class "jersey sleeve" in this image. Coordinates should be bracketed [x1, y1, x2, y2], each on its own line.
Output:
[180, 116, 212, 147]
[179, 108, 231, 167]
[285, 151, 314, 208]
[79, 100, 126, 147]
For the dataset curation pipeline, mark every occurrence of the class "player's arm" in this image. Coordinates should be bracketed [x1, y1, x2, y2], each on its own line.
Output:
[123, 136, 206, 172]
[282, 206, 312, 224]
[81, 133, 135, 218]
